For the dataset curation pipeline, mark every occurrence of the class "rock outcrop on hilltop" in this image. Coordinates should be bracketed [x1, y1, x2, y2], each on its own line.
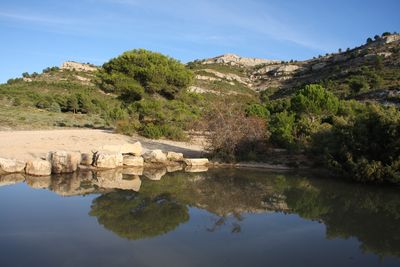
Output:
[61, 61, 97, 72]
[202, 53, 279, 67]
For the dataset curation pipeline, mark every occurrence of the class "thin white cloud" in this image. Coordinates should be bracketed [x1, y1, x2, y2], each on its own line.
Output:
[102, 0, 333, 52]
[0, 11, 75, 25]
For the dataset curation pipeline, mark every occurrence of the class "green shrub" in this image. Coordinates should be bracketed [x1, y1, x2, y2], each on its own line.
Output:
[348, 76, 370, 94]
[141, 123, 163, 139]
[115, 119, 140, 135]
[245, 103, 270, 119]
[97, 49, 193, 99]
[290, 84, 339, 116]
[160, 124, 186, 140]
[269, 111, 296, 148]
[313, 104, 400, 184]
[48, 102, 61, 113]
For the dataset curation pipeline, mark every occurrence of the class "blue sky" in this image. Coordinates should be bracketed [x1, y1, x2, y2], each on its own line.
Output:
[0, 0, 399, 82]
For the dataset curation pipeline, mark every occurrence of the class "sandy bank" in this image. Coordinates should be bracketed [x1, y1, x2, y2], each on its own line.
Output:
[0, 129, 205, 161]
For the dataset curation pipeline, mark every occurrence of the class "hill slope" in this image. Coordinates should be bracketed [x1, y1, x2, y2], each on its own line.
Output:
[0, 33, 399, 132]
[189, 33, 400, 105]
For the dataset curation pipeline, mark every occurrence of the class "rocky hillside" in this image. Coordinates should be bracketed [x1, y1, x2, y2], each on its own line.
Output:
[189, 33, 400, 105]
[1, 32, 399, 132]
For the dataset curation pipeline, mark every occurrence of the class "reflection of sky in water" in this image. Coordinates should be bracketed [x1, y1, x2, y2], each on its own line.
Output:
[0, 170, 399, 267]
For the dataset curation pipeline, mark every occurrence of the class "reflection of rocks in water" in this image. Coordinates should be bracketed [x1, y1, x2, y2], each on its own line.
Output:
[185, 165, 208, 173]
[122, 167, 143, 176]
[89, 191, 189, 240]
[96, 174, 142, 192]
[25, 175, 52, 189]
[0, 173, 25, 187]
[166, 164, 183, 173]
[50, 172, 96, 196]
[143, 167, 167, 180]
[95, 168, 123, 180]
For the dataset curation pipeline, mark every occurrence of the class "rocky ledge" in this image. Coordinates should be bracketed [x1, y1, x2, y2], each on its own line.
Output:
[0, 141, 209, 176]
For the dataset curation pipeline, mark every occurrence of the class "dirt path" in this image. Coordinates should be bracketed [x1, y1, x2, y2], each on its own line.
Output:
[0, 129, 205, 161]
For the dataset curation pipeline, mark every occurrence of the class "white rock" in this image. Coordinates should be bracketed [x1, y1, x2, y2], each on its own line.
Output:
[123, 155, 144, 166]
[25, 160, 52, 176]
[0, 157, 26, 173]
[47, 151, 81, 174]
[93, 152, 123, 169]
[60, 61, 97, 72]
[121, 142, 142, 155]
[184, 158, 209, 166]
[101, 142, 142, 156]
[166, 152, 184, 161]
[203, 54, 279, 67]
[143, 149, 167, 163]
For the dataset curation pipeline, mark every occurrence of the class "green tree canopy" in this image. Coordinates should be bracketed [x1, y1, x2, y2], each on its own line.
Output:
[90, 191, 189, 240]
[314, 104, 400, 183]
[290, 84, 339, 117]
[97, 49, 193, 100]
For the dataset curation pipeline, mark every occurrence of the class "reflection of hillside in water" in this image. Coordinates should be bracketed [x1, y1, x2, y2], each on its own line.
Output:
[1, 168, 400, 258]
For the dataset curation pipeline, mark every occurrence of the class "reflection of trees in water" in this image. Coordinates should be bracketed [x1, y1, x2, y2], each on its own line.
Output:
[7, 167, 398, 258]
[89, 191, 189, 240]
[282, 179, 400, 258]
[206, 216, 242, 234]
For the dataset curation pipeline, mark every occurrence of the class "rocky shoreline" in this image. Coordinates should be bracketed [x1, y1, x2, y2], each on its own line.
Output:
[0, 141, 209, 177]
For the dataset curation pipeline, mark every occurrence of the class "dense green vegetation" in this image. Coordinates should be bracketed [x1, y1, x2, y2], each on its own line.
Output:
[0, 78, 123, 128]
[1, 39, 399, 183]
[242, 84, 400, 183]
[97, 49, 193, 100]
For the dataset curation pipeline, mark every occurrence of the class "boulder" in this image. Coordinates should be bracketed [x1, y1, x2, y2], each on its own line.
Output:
[166, 152, 184, 162]
[143, 167, 167, 180]
[122, 142, 142, 156]
[0, 157, 26, 173]
[47, 151, 81, 174]
[143, 149, 167, 163]
[123, 155, 144, 167]
[25, 160, 52, 176]
[184, 158, 209, 166]
[100, 141, 142, 156]
[93, 152, 123, 169]
[80, 152, 94, 165]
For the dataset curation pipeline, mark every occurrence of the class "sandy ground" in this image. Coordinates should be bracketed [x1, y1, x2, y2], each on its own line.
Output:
[0, 129, 205, 161]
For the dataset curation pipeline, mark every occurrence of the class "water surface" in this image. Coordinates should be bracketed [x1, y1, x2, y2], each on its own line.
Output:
[0, 168, 399, 267]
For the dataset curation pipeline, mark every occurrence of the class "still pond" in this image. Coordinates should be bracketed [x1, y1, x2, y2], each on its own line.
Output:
[0, 168, 399, 267]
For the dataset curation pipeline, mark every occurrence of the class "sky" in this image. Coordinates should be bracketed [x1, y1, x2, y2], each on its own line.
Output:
[0, 0, 399, 82]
